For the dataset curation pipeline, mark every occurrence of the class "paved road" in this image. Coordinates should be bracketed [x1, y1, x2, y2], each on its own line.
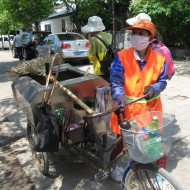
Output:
[0, 50, 190, 189]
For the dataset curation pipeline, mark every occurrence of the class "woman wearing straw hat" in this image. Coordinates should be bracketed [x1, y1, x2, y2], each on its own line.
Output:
[81, 16, 112, 81]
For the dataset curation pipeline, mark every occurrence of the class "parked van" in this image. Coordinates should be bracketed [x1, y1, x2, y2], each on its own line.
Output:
[0, 35, 13, 49]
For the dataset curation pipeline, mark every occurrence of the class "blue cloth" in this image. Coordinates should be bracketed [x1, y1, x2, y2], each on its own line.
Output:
[110, 53, 167, 100]
[138, 60, 146, 70]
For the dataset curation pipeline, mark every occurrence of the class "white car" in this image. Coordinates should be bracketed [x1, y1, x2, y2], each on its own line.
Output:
[36, 32, 90, 63]
[0, 35, 11, 49]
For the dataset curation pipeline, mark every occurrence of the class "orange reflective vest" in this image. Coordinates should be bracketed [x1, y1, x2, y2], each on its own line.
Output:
[110, 47, 165, 134]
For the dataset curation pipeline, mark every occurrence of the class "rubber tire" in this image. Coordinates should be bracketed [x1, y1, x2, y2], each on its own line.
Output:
[27, 122, 49, 176]
[122, 163, 184, 190]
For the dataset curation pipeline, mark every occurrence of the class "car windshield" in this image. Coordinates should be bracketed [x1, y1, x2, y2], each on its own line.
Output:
[32, 32, 51, 39]
[57, 33, 84, 41]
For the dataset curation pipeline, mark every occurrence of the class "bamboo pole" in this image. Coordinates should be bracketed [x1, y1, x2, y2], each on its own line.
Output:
[41, 72, 95, 114]
[41, 53, 95, 115]
[46, 54, 62, 104]
[84, 67, 90, 76]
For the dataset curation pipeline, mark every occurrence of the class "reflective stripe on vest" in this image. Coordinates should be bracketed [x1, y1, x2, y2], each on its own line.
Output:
[125, 94, 160, 103]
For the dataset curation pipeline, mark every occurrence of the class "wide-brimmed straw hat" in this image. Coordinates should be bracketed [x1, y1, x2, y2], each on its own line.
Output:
[126, 19, 156, 37]
[81, 16, 105, 33]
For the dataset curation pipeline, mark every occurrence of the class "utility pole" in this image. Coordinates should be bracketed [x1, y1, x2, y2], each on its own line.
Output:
[111, 0, 116, 48]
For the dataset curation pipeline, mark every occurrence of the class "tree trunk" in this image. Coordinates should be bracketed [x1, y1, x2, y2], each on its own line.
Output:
[34, 21, 40, 31]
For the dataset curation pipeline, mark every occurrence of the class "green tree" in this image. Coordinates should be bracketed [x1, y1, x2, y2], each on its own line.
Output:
[129, 0, 190, 47]
[62, 0, 101, 32]
[0, 0, 56, 31]
[62, 0, 130, 32]
[0, 0, 130, 34]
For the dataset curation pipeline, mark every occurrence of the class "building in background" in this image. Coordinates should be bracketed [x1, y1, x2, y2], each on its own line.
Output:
[39, 3, 76, 33]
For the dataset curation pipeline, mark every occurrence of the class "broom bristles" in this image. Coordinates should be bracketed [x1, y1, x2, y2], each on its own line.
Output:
[8, 54, 53, 78]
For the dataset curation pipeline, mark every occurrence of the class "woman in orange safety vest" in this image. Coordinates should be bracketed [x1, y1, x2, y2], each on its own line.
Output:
[108, 20, 167, 182]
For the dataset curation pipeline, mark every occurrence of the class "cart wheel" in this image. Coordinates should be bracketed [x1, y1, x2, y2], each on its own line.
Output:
[27, 122, 49, 175]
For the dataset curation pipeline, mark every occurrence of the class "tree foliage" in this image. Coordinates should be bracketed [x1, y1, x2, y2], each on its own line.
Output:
[62, 0, 101, 31]
[62, 0, 130, 32]
[129, 0, 190, 47]
[0, 0, 129, 34]
[0, 0, 55, 32]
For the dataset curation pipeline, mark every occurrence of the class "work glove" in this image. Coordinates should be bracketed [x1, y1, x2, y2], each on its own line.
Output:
[114, 94, 126, 107]
[143, 86, 154, 100]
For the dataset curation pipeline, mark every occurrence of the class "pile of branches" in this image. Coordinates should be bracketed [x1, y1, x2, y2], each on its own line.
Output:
[8, 54, 53, 78]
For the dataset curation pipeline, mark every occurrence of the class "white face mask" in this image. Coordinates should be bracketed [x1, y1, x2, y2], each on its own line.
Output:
[130, 35, 150, 51]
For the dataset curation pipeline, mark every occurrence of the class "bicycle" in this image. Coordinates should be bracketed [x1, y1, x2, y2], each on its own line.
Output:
[83, 94, 184, 190]
[16, 54, 183, 189]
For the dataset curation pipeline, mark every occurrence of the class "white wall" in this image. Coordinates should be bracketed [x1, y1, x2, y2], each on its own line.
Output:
[40, 16, 75, 33]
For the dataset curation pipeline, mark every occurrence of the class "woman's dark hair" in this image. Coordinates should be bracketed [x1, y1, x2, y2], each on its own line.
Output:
[154, 30, 163, 43]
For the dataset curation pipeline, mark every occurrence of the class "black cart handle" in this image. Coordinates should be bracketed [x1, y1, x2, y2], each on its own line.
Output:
[83, 94, 148, 120]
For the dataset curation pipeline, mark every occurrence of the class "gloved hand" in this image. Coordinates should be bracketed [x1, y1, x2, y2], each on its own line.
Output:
[114, 94, 126, 106]
[143, 86, 154, 100]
